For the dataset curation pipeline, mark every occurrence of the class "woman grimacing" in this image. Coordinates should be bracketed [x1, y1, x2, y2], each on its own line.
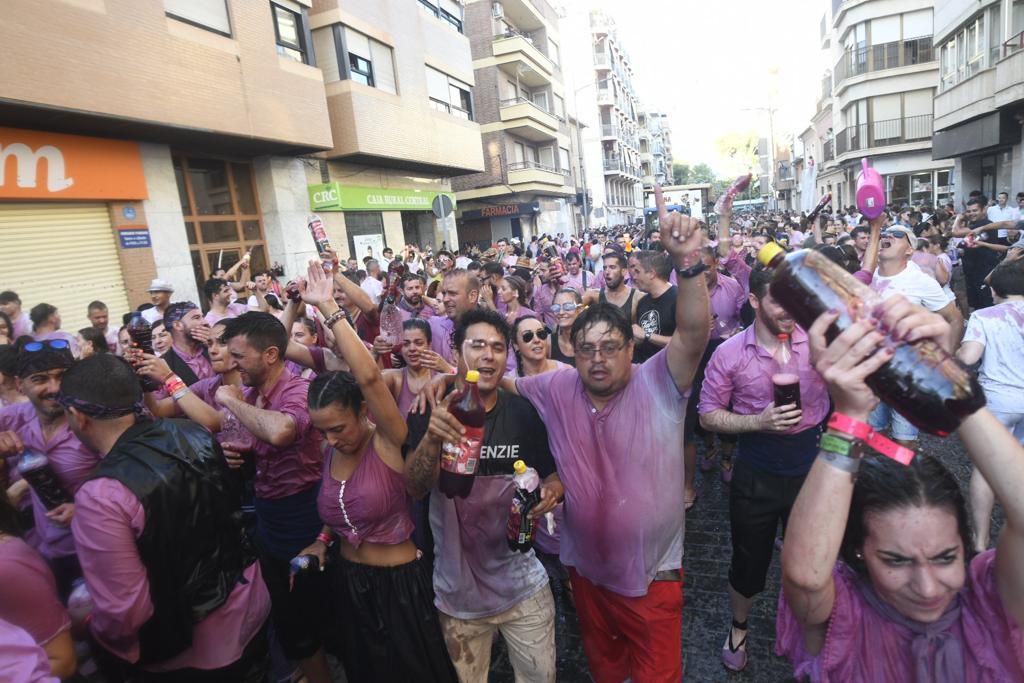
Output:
[777, 295, 1024, 681]
[295, 261, 457, 682]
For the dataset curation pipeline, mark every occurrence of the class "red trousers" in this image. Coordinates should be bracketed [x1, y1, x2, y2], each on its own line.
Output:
[568, 567, 684, 683]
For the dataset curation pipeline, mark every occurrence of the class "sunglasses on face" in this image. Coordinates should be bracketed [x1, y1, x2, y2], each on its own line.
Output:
[881, 230, 908, 240]
[520, 329, 550, 343]
[23, 339, 70, 352]
[548, 303, 580, 314]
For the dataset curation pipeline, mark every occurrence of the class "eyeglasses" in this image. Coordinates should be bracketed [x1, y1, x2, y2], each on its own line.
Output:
[575, 341, 626, 359]
[548, 303, 580, 314]
[881, 230, 908, 240]
[464, 339, 507, 354]
[23, 339, 71, 353]
[520, 329, 550, 343]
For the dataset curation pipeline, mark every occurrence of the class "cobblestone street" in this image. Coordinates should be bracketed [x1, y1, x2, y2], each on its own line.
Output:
[490, 431, 997, 682]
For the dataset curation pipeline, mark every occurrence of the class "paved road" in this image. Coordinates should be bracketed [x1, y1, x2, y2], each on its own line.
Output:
[489, 431, 998, 682]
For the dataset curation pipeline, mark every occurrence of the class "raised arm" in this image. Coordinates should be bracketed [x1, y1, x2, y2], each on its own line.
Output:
[301, 261, 407, 446]
[656, 185, 710, 393]
[861, 214, 885, 274]
[215, 385, 296, 448]
[957, 409, 1024, 626]
[783, 297, 949, 653]
[137, 355, 223, 431]
[333, 269, 377, 318]
[717, 203, 734, 258]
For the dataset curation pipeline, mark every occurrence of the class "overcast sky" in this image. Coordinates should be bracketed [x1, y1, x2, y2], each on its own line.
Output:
[563, 0, 829, 174]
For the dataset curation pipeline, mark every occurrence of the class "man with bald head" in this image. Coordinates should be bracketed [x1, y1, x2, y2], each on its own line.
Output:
[428, 269, 480, 365]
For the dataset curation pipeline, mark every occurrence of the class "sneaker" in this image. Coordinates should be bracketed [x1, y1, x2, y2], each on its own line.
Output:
[721, 621, 748, 672]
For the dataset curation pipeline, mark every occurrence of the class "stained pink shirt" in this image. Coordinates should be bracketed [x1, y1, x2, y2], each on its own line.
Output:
[0, 403, 102, 560]
[531, 281, 560, 328]
[71, 477, 270, 671]
[720, 248, 752, 293]
[776, 550, 1024, 681]
[428, 315, 456, 364]
[0, 536, 70, 646]
[204, 303, 248, 327]
[516, 349, 687, 597]
[241, 370, 322, 499]
[397, 299, 435, 322]
[708, 274, 746, 340]
[0, 617, 57, 683]
[169, 343, 215, 382]
[698, 324, 829, 434]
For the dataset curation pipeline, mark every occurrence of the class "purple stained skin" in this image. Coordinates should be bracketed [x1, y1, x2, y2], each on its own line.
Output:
[715, 173, 753, 213]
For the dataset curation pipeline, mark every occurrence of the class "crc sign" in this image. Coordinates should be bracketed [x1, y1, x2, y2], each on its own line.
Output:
[311, 184, 340, 209]
[0, 127, 147, 200]
[308, 182, 456, 212]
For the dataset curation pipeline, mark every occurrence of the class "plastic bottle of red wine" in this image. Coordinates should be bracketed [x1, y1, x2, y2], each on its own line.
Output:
[771, 333, 801, 410]
[17, 450, 71, 510]
[506, 460, 541, 552]
[756, 242, 985, 435]
[126, 312, 162, 392]
[439, 370, 486, 498]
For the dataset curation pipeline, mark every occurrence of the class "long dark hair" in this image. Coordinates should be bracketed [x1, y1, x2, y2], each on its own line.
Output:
[841, 453, 973, 575]
[511, 315, 546, 377]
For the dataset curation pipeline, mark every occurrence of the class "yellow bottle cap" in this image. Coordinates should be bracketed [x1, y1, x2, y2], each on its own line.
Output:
[513, 460, 527, 475]
[757, 242, 785, 267]
[465, 370, 480, 383]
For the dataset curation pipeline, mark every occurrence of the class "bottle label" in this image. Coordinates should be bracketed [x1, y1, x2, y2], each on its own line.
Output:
[441, 425, 484, 475]
[506, 491, 538, 547]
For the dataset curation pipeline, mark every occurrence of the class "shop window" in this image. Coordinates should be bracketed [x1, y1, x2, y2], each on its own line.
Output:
[174, 156, 268, 304]
[271, 1, 310, 64]
[164, 0, 231, 35]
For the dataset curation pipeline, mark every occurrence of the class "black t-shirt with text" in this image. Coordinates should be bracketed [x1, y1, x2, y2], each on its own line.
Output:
[963, 217, 1010, 273]
[633, 285, 677, 363]
[405, 389, 555, 479]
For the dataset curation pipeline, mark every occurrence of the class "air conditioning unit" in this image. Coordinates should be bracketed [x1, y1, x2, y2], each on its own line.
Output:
[492, 2, 504, 18]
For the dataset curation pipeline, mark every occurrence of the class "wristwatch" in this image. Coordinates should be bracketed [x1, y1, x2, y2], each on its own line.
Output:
[676, 262, 708, 279]
[644, 331, 652, 342]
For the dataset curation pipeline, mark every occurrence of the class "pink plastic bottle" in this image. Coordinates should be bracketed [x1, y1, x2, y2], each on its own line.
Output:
[856, 158, 885, 220]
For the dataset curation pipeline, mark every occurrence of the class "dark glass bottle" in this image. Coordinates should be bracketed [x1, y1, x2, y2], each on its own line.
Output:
[17, 450, 71, 510]
[126, 312, 162, 392]
[757, 243, 985, 436]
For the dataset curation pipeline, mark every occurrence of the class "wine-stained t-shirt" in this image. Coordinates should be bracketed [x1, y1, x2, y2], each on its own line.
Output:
[406, 389, 555, 619]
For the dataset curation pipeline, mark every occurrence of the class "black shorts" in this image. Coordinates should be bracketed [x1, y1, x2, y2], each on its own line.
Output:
[258, 543, 328, 661]
[330, 553, 457, 683]
[727, 460, 806, 598]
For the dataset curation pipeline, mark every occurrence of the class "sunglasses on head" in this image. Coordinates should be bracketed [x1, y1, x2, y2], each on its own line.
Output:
[520, 329, 550, 343]
[23, 339, 70, 353]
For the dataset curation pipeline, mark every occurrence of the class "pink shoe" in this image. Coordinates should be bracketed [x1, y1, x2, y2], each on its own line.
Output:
[721, 621, 748, 672]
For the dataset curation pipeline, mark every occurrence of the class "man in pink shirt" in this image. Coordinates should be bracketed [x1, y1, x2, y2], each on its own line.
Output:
[86, 301, 119, 353]
[0, 290, 32, 340]
[0, 340, 99, 600]
[215, 312, 330, 683]
[203, 279, 249, 327]
[397, 273, 436, 322]
[62, 354, 270, 680]
[698, 266, 829, 672]
[505, 189, 710, 683]
[160, 302, 214, 386]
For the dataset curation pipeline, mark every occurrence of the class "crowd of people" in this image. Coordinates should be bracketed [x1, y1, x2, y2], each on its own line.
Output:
[1, 183, 1023, 682]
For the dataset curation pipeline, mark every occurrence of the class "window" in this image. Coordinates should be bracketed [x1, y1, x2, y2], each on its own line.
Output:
[939, 6, 1002, 91]
[419, 0, 463, 33]
[553, 94, 565, 119]
[164, 0, 230, 35]
[426, 66, 473, 120]
[312, 27, 340, 82]
[547, 38, 560, 65]
[559, 147, 571, 175]
[271, 2, 308, 64]
[173, 156, 267, 307]
[349, 54, 373, 86]
[344, 27, 397, 93]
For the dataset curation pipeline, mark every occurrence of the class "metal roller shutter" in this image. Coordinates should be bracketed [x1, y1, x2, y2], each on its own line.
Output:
[0, 203, 129, 334]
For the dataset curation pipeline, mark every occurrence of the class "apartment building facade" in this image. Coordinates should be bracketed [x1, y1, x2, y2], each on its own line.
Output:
[308, 0, 484, 260]
[933, 0, 1024, 203]
[640, 111, 674, 192]
[807, 0, 952, 211]
[0, 0, 483, 329]
[451, 0, 581, 245]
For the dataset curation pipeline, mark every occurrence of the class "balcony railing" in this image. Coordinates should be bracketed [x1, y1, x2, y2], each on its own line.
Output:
[1004, 30, 1024, 58]
[603, 158, 640, 176]
[834, 114, 932, 155]
[823, 139, 835, 162]
[834, 36, 934, 84]
[499, 97, 555, 117]
[508, 160, 570, 177]
[593, 51, 610, 67]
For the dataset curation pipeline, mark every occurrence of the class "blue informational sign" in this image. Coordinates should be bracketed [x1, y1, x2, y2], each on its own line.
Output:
[118, 228, 151, 249]
[122, 206, 137, 220]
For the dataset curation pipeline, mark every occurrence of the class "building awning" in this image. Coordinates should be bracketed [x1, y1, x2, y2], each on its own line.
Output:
[932, 111, 1021, 159]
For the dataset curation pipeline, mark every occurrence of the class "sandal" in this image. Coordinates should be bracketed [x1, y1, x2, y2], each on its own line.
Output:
[684, 490, 698, 512]
[699, 446, 719, 473]
[721, 619, 748, 672]
[720, 458, 734, 485]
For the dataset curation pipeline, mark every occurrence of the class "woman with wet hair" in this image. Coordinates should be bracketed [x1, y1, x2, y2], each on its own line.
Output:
[777, 296, 1024, 681]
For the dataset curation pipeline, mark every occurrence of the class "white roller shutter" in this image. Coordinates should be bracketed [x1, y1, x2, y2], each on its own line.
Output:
[0, 203, 129, 334]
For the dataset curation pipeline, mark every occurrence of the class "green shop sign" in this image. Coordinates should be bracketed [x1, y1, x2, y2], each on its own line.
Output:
[308, 183, 456, 213]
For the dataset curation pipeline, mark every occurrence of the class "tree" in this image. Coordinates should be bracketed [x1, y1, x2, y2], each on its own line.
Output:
[690, 163, 716, 184]
[672, 162, 691, 185]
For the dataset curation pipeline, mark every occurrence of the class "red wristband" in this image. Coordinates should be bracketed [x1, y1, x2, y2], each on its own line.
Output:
[316, 531, 333, 547]
[827, 412, 872, 440]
